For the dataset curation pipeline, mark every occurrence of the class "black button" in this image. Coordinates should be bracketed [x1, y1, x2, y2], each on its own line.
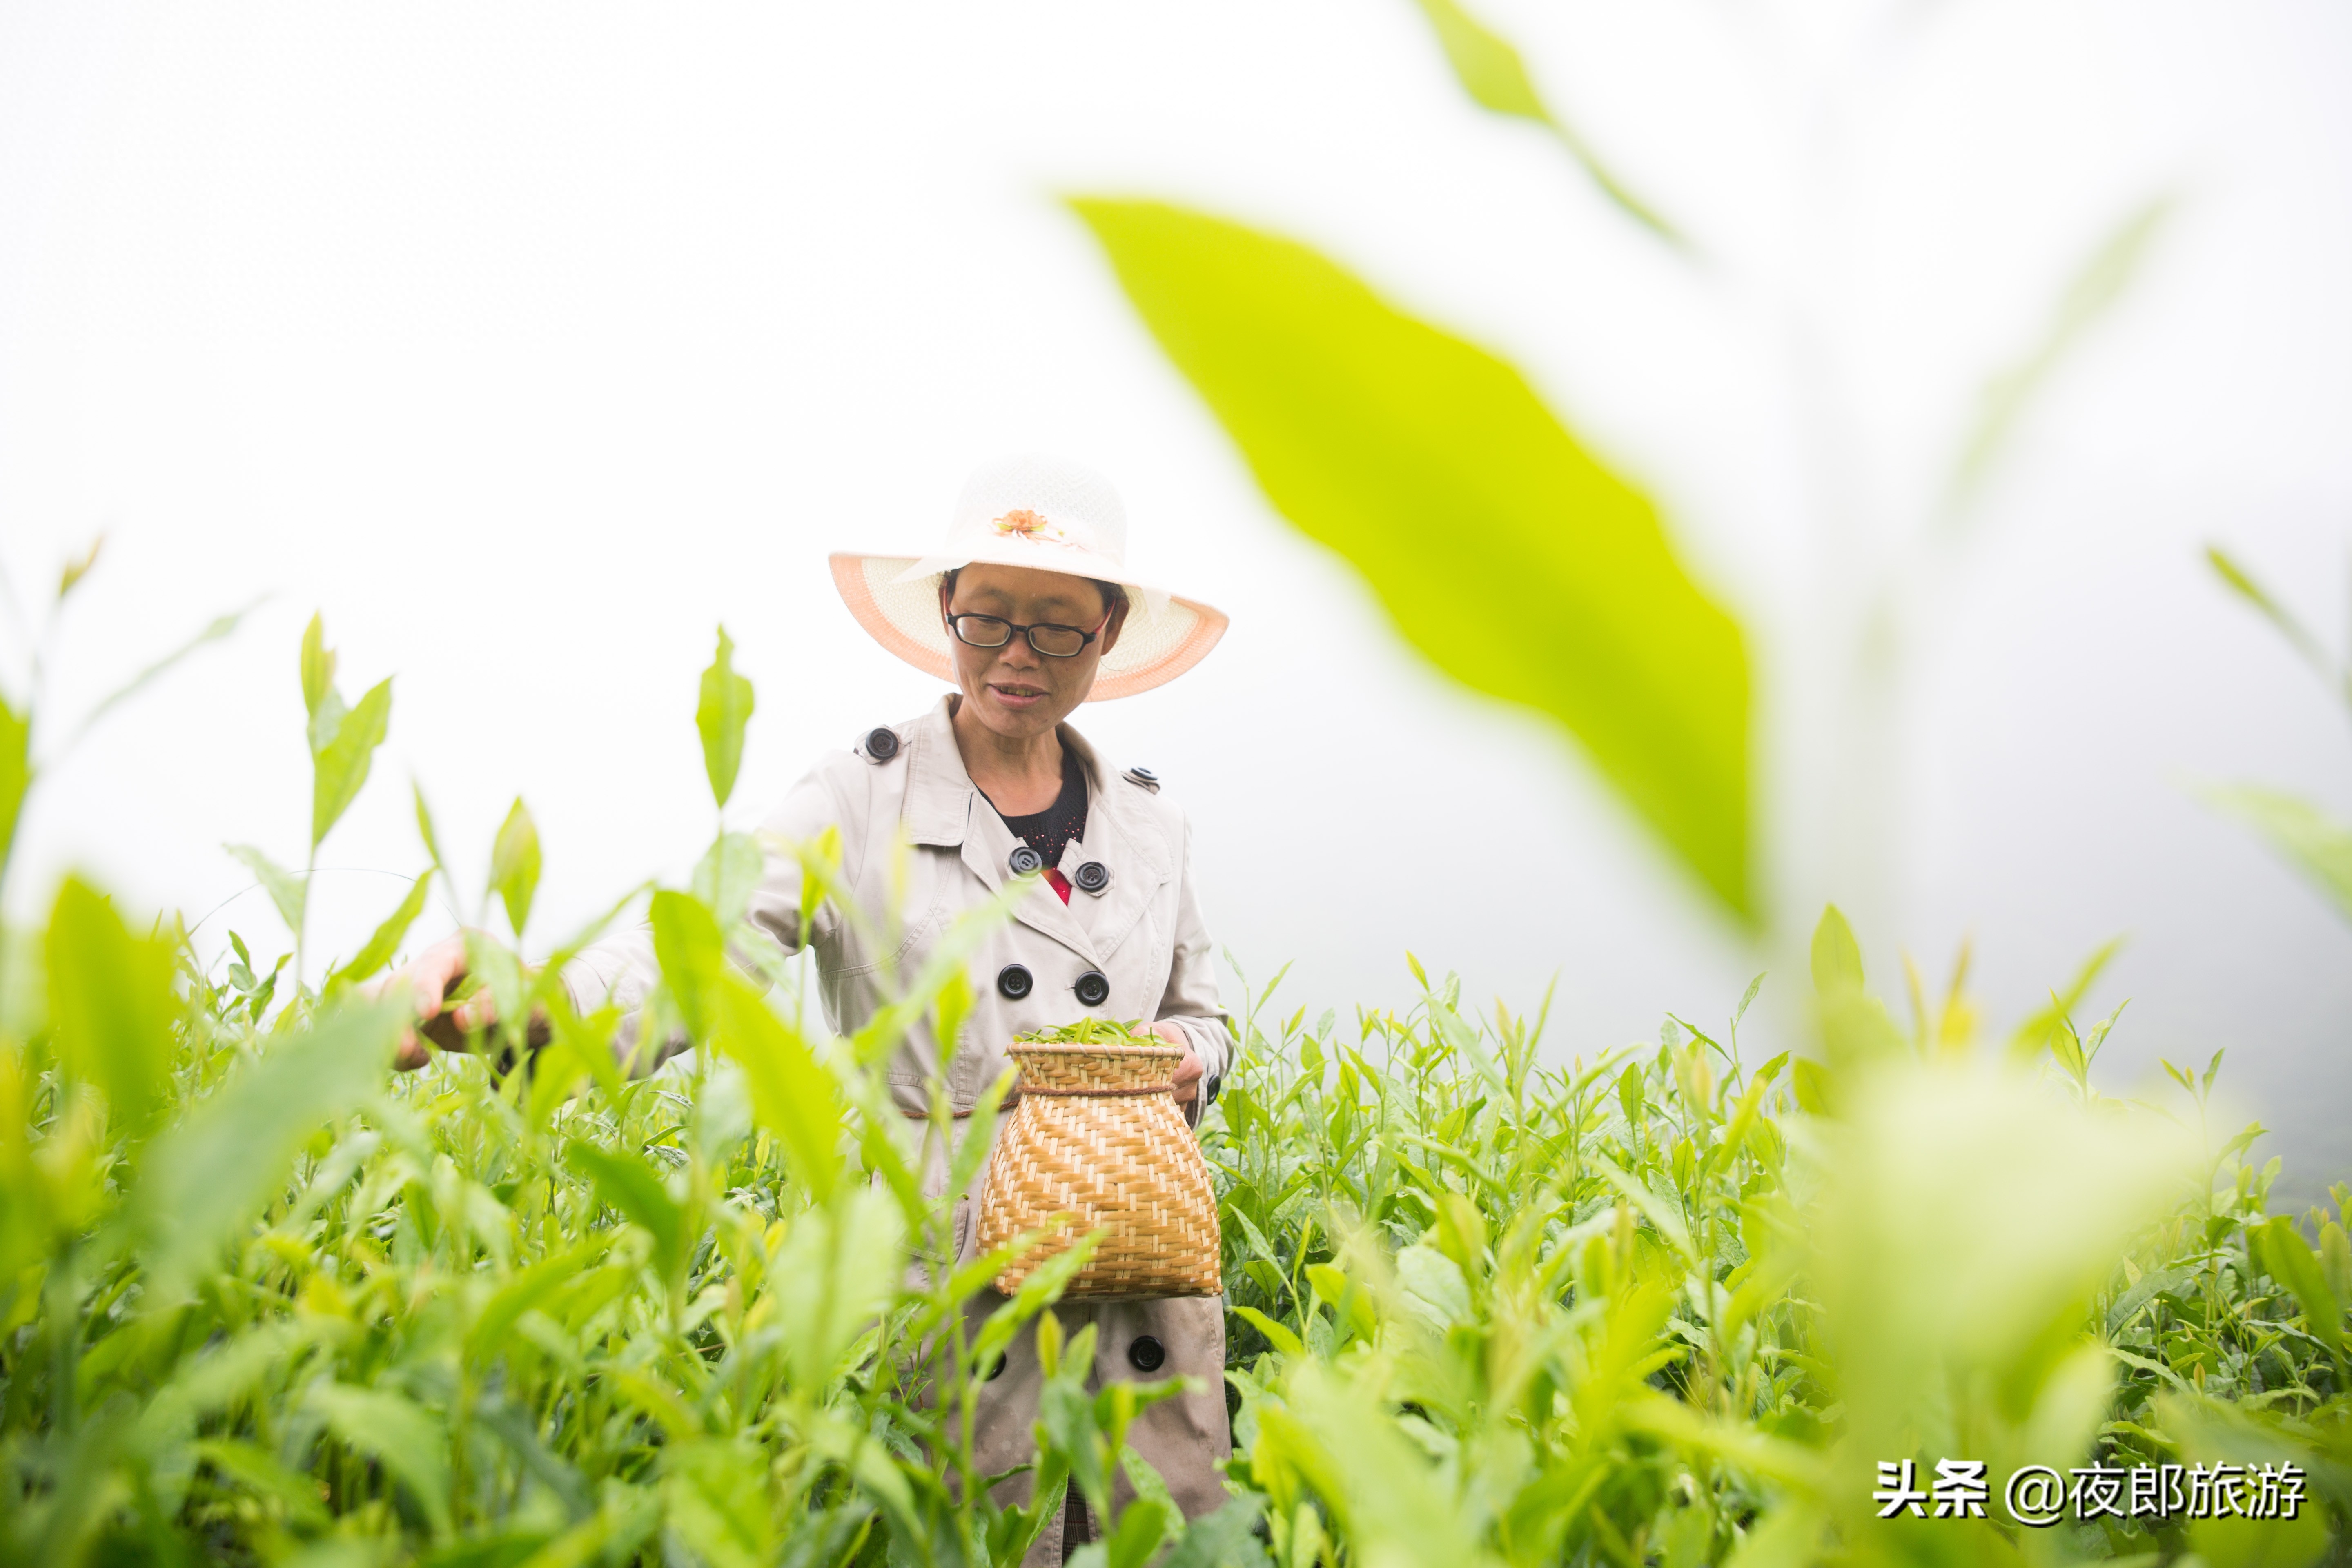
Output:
[985, 1354, 1007, 1382]
[1130, 767, 1156, 782]
[1127, 1335, 1165, 1373]
[997, 964, 1033, 1000]
[1073, 861, 1109, 894]
[864, 726, 899, 761]
[1008, 845, 1045, 877]
[1074, 971, 1110, 1007]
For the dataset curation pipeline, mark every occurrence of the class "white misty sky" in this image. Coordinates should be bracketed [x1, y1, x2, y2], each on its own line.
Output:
[2, 2, 2348, 1192]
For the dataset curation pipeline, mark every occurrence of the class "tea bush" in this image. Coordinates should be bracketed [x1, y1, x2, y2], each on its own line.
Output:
[0, 616, 2344, 1567]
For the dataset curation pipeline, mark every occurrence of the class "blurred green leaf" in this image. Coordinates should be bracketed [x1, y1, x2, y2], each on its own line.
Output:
[650, 888, 727, 1041]
[1951, 194, 2172, 507]
[300, 611, 336, 721]
[312, 1383, 452, 1537]
[769, 1186, 902, 1394]
[566, 1141, 687, 1284]
[2206, 546, 2336, 683]
[690, 831, 763, 929]
[714, 977, 841, 1202]
[1073, 198, 1751, 920]
[325, 870, 433, 991]
[413, 781, 449, 876]
[662, 1438, 773, 1568]
[311, 677, 392, 850]
[2201, 784, 2352, 926]
[2006, 936, 2123, 1064]
[62, 603, 258, 760]
[1408, 0, 1681, 245]
[490, 797, 542, 938]
[58, 535, 103, 598]
[696, 626, 756, 812]
[2255, 1216, 2344, 1358]
[225, 842, 307, 936]
[1807, 904, 1864, 994]
[136, 1001, 402, 1294]
[0, 693, 27, 882]
[46, 876, 179, 1134]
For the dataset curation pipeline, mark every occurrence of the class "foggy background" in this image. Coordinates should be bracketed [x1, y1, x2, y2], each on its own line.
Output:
[2, 2, 2347, 1196]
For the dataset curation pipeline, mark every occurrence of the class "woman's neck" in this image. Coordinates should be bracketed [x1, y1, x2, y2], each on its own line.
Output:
[949, 698, 1067, 817]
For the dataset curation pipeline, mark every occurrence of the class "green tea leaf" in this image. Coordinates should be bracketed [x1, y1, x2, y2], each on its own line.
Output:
[491, 796, 543, 938]
[325, 869, 432, 991]
[696, 626, 757, 811]
[2201, 784, 2352, 926]
[46, 876, 179, 1134]
[311, 676, 391, 850]
[413, 780, 449, 875]
[299, 611, 336, 721]
[312, 1383, 452, 1535]
[714, 977, 841, 1202]
[58, 535, 103, 598]
[1808, 905, 1864, 994]
[0, 693, 28, 882]
[225, 843, 306, 936]
[1073, 198, 1751, 919]
[2256, 1216, 2344, 1357]
[137, 1001, 402, 1294]
[1408, 0, 1680, 245]
[2206, 546, 2334, 680]
[1951, 194, 2172, 508]
[566, 1141, 687, 1283]
[650, 888, 728, 1041]
[690, 831, 764, 929]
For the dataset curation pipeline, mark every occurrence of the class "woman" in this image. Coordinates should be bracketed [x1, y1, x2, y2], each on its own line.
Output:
[390, 454, 1235, 1562]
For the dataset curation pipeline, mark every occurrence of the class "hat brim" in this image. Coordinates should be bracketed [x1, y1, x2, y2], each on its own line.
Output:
[829, 550, 1227, 700]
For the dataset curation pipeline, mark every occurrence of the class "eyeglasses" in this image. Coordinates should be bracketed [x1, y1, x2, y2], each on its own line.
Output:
[944, 612, 1109, 659]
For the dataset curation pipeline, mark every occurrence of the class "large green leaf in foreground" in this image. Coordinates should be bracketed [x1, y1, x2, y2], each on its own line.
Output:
[1073, 198, 1752, 920]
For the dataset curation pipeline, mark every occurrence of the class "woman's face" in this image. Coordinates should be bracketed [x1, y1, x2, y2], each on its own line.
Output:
[942, 564, 1126, 743]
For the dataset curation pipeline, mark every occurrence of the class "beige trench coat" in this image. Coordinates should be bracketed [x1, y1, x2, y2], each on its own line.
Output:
[561, 696, 1236, 1558]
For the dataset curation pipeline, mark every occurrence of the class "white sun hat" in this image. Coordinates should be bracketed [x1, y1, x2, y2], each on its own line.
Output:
[829, 454, 1228, 700]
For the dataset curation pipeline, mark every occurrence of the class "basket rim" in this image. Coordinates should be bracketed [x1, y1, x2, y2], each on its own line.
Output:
[1007, 1041, 1182, 1060]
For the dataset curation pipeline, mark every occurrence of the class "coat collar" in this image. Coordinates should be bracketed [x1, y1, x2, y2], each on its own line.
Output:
[894, 696, 1171, 961]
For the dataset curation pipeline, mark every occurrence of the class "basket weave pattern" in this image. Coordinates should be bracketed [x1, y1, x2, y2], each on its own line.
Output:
[975, 1042, 1222, 1299]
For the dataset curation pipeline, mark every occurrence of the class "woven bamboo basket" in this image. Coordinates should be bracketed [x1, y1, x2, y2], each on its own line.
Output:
[974, 1033, 1222, 1299]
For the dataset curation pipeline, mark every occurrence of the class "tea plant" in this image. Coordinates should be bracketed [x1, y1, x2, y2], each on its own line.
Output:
[0, 600, 2343, 1566]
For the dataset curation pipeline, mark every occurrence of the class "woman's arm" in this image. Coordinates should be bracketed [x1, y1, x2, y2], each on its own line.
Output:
[378, 765, 847, 1071]
[1151, 813, 1237, 1118]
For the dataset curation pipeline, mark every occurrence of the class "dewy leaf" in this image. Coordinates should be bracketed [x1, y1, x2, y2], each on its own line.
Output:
[310, 677, 391, 851]
[299, 612, 336, 722]
[1951, 194, 2172, 508]
[696, 626, 757, 811]
[1074, 198, 1752, 920]
[2201, 784, 2352, 926]
[1409, 0, 1682, 246]
[0, 693, 28, 882]
[47, 877, 180, 1134]
[491, 796, 543, 938]
[226, 844, 307, 935]
[138, 1000, 402, 1295]
[325, 870, 434, 991]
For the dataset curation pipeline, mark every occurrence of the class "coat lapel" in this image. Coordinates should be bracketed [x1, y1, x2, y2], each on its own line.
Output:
[900, 699, 1100, 965]
[1057, 730, 1170, 962]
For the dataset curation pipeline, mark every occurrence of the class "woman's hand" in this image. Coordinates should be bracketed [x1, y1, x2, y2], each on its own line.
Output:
[1149, 1020, 1204, 1105]
[371, 931, 507, 1070]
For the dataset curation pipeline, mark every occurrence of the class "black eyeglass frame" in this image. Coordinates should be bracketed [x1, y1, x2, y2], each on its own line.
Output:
[943, 610, 1112, 659]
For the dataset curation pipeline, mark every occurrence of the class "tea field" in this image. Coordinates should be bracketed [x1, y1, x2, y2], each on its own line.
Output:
[0, 619, 2344, 1567]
